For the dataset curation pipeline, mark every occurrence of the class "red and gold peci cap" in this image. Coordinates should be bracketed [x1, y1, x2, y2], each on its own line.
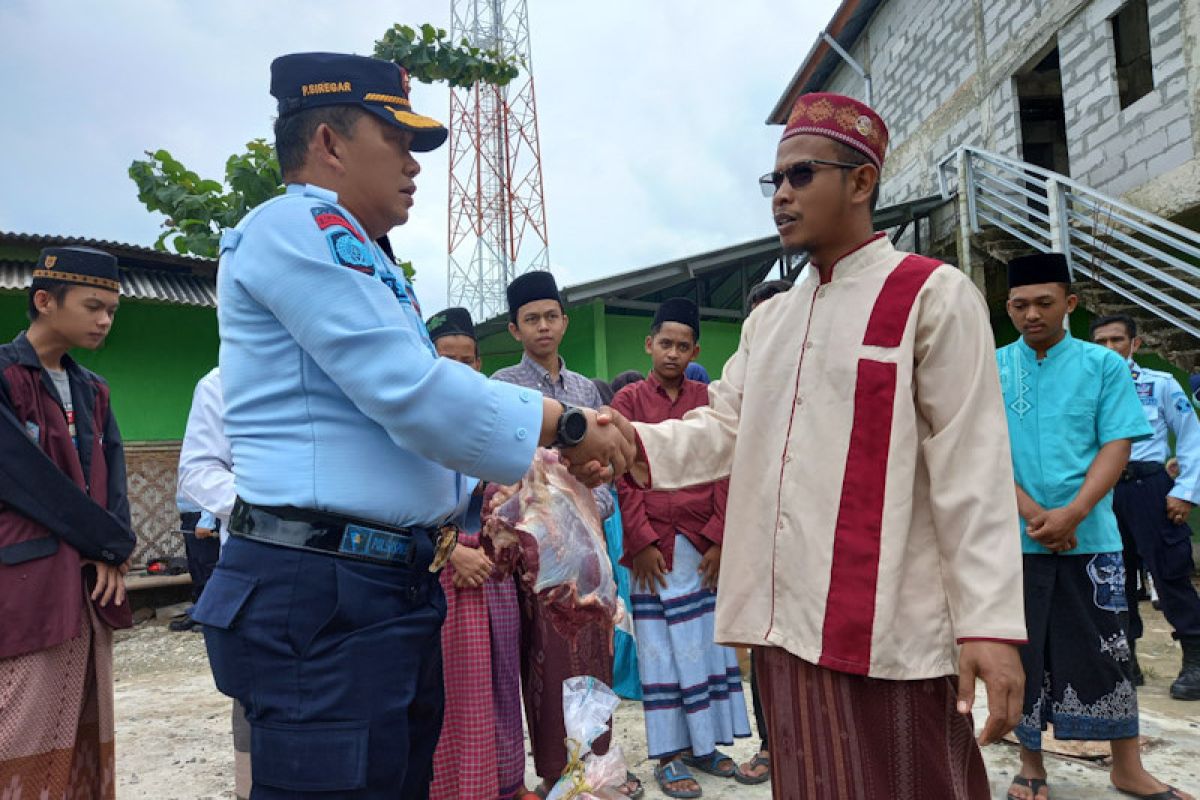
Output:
[781, 92, 888, 170]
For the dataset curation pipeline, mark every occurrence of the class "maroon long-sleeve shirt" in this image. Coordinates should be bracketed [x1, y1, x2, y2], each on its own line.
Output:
[611, 373, 728, 571]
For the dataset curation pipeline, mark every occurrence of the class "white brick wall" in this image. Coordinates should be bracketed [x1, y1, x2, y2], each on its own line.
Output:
[805, 0, 1198, 211]
[1060, 0, 1195, 195]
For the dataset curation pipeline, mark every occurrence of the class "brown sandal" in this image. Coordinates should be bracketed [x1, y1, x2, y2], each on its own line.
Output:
[734, 752, 771, 785]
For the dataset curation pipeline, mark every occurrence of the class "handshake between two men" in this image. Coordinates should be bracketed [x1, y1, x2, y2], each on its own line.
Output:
[544, 403, 644, 488]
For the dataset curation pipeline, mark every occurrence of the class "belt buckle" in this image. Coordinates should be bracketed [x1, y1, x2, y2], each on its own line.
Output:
[429, 525, 460, 573]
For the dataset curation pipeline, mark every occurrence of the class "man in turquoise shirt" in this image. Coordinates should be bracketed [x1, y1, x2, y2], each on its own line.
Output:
[997, 254, 1190, 800]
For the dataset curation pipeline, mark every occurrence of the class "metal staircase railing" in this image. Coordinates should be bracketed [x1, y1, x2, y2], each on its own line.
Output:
[937, 146, 1200, 339]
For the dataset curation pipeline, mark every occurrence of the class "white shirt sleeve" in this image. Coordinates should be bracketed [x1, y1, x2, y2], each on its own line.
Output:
[177, 369, 236, 527]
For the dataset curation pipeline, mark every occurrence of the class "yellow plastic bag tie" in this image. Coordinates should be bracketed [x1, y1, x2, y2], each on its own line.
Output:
[558, 738, 594, 800]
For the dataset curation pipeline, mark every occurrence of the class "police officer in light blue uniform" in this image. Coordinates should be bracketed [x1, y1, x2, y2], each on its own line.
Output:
[1092, 314, 1200, 701]
[191, 52, 635, 799]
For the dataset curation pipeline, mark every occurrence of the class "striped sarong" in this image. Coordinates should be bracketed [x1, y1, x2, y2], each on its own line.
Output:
[0, 597, 116, 800]
[632, 534, 750, 759]
[755, 646, 990, 800]
[432, 565, 525, 800]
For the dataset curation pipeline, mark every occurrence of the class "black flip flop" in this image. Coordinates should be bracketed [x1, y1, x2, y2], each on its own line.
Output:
[1007, 775, 1049, 800]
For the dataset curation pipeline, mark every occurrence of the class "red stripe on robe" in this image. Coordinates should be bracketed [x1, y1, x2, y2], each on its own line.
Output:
[819, 256, 941, 674]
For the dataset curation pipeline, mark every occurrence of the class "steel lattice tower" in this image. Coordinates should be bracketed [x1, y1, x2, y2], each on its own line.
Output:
[447, 0, 549, 321]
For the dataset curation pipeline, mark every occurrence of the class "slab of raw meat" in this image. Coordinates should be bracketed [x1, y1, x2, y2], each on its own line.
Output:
[484, 449, 624, 643]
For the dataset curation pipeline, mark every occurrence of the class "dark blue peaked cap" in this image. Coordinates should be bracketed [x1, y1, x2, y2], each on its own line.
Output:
[270, 52, 447, 152]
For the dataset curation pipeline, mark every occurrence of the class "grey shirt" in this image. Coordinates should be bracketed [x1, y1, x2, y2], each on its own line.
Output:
[46, 368, 72, 413]
[46, 367, 77, 446]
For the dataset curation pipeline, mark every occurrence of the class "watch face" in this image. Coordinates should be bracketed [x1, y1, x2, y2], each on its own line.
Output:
[563, 408, 589, 443]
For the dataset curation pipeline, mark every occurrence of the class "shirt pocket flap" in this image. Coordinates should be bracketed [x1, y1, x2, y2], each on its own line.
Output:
[190, 568, 257, 630]
[251, 720, 368, 792]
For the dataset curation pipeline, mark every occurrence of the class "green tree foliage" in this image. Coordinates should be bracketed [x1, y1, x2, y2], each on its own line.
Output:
[128, 23, 519, 276]
[128, 139, 282, 258]
[373, 23, 521, 87]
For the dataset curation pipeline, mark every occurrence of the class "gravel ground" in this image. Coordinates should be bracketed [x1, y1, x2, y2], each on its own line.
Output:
[114, 602, 1199, 799]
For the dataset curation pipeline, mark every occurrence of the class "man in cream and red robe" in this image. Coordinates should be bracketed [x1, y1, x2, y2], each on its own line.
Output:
[617, 93, 1029, 799]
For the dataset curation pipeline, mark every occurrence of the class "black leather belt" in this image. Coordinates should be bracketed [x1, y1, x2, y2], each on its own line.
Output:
[1120, 461, 1164, 483]
[228, 499, 458, 571]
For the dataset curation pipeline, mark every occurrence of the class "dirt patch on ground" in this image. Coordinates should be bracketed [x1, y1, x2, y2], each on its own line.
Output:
[114, 600, 1198, 799]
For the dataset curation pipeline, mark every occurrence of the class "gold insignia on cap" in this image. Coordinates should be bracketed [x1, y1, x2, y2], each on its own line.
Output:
[364, 92, 411, 108]
[855, 115, 874, 136]
[44, 255, 57, 268]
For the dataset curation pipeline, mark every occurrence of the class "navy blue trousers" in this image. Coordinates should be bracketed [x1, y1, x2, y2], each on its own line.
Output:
[1113, 467, 1200, 640]
[194, 535, 446, 799]
[179, 511, 221, 603]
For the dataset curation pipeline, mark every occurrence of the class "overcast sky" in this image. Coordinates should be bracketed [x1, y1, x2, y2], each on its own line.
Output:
[0, 0, 839, 311]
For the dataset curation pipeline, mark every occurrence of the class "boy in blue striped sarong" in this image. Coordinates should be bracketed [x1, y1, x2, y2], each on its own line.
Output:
[611, 298, 751, 798]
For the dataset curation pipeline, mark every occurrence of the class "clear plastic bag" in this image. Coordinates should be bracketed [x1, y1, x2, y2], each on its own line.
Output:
[546, 677, 628, 800]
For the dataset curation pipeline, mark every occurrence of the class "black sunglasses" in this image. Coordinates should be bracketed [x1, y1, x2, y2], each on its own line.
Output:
[758, 159, 864, 197]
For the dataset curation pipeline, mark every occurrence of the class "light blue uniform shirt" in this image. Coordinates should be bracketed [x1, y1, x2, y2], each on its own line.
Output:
[1129, 360, 1200, 504]
[997, 332, 1151, 554]
[217, 184, 542, 528]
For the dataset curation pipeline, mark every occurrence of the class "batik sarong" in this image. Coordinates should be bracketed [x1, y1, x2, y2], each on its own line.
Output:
[1017, 552, 1139, 749]
[632, 534, 750, 759]
[0, 597, 116, 800]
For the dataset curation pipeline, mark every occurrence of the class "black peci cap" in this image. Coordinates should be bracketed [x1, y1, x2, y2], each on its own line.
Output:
[506, 270, 561, 317]
[1008, 253, 1072, 289]
[652, 297, 700, 340]
[426, 307, 476, 342]
[32, 247, 120, 293]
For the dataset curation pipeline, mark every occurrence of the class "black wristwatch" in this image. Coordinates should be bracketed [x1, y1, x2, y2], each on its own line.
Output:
[552, 401, 588, 448]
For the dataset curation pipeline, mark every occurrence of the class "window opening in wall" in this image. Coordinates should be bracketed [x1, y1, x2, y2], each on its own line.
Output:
[1016, 46, 1070, 177]
[1015, 43, 1070, 217]
[1112, 0, 1154, 109]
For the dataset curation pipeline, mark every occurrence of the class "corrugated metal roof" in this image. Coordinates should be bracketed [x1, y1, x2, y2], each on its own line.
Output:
[0, 230, 217, 307]
[0, 230, 214, 270]
[0, 261, 215, 307]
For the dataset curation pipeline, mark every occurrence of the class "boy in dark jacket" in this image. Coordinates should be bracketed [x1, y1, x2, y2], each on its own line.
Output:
[0, 246, 136, 800]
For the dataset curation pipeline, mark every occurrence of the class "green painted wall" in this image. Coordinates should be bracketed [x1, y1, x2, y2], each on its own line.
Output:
[478, 302, 605, 377]
[0, 293, 218, 441]
[601, 312, 742, 381]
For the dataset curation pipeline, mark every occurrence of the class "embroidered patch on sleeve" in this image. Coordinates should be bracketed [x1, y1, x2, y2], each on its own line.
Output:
[311, 205, 365, 241]
[326, 229, 375, 274]
[311, 204, 374, 274]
